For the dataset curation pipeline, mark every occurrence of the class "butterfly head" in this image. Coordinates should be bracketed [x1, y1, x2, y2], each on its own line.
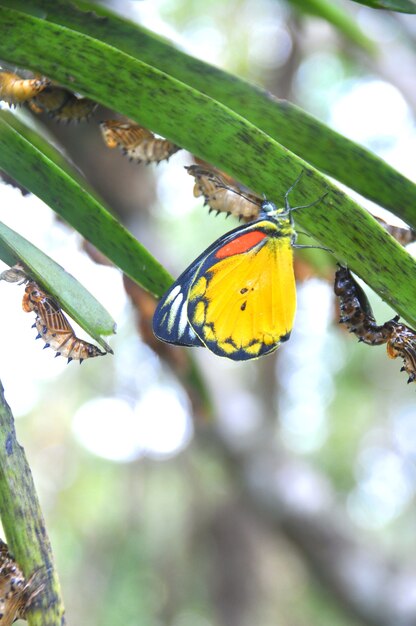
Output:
[259, 199, 294, 237]
[261, 200, 289, 218]
[259, 171, 305, 227]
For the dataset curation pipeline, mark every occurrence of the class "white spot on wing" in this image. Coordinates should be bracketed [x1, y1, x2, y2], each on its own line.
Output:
[167, 291, 183, 332]
[178, 301, 189, 338]
[165, 284, 181, 304]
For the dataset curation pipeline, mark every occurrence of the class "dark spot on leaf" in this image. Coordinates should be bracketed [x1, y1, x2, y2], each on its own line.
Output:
[5, 433, 13, 455]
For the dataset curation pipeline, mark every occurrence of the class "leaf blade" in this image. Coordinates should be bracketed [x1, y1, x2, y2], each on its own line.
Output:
[0, 110, 173, 298]
[349, 0, 416, 12]
[0, 220, 115, 350]
[3, 0, 415, 225]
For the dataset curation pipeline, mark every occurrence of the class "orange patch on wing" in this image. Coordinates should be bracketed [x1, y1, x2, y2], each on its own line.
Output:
[215, 230, 267, 259]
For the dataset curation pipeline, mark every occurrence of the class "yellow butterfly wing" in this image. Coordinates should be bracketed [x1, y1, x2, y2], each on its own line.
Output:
[187, 221, 296, 360]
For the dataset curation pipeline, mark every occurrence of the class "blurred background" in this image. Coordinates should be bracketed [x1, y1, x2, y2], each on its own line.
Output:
[2, 1, 416, 624]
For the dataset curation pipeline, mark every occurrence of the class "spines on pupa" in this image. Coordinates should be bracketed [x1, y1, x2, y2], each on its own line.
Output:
[28, 86, 98, 122]
[384, 321, 416, 384]
[0, 71, 50, 105]
[334, 265, 391, 345]
[0, 267, 108, 361]
[23, 281, 106, 362]
[186, 165, 261, 221]
[99, 120, 180, 163]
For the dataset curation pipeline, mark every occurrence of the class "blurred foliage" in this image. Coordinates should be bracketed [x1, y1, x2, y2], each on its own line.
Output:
[1, 1, 416, 625]
[288, 0, 377, 49]
[348, 0, 416, 12]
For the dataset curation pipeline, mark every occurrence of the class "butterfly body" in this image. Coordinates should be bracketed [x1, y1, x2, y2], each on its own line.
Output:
[153, 198, 298, 361]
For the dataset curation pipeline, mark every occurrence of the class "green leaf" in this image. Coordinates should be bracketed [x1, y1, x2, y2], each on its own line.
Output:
[0, 220, 115, 351]
[0, 5, 416, 330]
[348, 0, 416, 12]
[5, 0, 415, 227]
[0, 111, 173, 298]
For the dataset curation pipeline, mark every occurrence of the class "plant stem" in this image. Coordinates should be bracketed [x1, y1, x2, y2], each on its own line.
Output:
[0, 378, 65, 625]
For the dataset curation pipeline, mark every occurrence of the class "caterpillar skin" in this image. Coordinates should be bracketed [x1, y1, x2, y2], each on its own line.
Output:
[186, 165, 261, 221]
[23, 281, 105, 363]
[334, 265, 391, 345]
[100, 120, 180, 163]
[0, 71, 50, 105]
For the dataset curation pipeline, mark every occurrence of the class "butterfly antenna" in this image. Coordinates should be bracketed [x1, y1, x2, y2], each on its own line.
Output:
[283, 170, 328, 212]
[216, 181, 261, 207]
[284, 170, 304, 211]
[290, 192, 328, 212]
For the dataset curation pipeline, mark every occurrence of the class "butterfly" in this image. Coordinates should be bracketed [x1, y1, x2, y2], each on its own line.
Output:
[153, 173, 327, 361]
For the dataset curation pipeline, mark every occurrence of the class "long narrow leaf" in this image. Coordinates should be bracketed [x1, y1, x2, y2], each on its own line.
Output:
[349, 0, 416, 12]
[0, 8, 416, 326]
[3, 0, 416, 226]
